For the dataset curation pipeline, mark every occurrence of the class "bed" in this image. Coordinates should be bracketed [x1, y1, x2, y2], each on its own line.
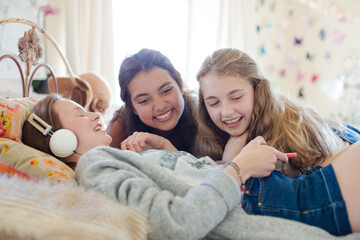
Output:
[1, 17, 359, 240]
[0, 18, 148, 240]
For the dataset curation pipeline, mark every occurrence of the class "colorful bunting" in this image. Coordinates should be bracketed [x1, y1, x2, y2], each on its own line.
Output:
[306, 51, 314, 60]
[294, 37, 302, 45]
[319, 29, 326, 40]
[332, 30, 345, 43]
[296, 70, 304, 81]
[280, 68, 286, 77]
[311, 74, 319, 83]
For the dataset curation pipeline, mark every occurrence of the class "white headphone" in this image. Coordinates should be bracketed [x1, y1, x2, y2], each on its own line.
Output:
[27, 113, 78, 158]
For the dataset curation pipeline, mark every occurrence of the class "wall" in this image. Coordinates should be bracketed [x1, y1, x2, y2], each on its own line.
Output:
[254, 0, 360, 126]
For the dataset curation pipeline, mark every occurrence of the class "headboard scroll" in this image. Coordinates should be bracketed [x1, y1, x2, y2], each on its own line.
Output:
[0, 17, 91, 108]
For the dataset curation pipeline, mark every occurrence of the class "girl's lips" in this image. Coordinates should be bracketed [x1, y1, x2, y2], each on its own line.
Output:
[223, 117, 242, 128]
[94, 123, 104, 132]
[154, 109, 174, 122]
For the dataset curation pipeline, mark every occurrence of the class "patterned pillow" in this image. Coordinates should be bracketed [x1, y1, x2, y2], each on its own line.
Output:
[0, 138, 74, 184]
[0, 97, 37, 142]
[0, 160, 38, 181]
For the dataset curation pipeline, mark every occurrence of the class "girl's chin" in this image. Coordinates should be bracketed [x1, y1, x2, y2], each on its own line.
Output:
[224, 128, 245, 137]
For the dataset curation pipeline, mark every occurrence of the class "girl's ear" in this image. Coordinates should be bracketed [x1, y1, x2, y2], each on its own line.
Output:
[133, 109, 138, 115]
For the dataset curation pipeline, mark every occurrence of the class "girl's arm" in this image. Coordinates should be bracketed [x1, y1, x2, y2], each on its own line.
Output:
[222, 134, 248, 162]
[75, 147, 241, 240]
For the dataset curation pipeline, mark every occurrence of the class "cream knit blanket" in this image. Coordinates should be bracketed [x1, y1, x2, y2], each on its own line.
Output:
[0, 175, 149, 240]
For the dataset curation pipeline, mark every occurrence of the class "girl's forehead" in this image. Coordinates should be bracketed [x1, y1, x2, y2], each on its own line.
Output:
[53, 99, 83, 113]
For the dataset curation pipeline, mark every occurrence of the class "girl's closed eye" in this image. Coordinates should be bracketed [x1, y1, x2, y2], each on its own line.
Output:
[206, 100, 219, 107]
[137, 97, 150, 105]
[232, 95, 243, 101]
[161, 87, 173, 95]
[74, 108, 86, 117]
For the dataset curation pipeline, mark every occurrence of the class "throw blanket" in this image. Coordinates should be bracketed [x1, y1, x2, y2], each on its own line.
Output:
[76, 146, 360, 240]
[0, 175, 148, 240]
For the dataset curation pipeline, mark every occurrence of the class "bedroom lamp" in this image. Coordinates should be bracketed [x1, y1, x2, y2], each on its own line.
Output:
[0, 17, 92, 110]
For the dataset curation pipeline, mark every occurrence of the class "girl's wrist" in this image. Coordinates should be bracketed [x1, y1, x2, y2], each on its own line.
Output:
[229, 162, 244, 186]
[232, 157, 251, 183]
[224, 165, 242, 186]
[163, 138, 178, 151]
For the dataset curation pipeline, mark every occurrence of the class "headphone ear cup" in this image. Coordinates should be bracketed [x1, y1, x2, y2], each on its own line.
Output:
[49, 129, 78, 158]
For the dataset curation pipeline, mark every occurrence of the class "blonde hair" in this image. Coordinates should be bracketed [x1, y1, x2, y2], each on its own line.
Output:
[195, 48, 342, 173]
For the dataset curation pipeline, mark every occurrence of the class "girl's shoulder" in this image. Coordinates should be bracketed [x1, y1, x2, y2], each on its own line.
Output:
[333, 123, 360, 144]
[106, 106, 129, 148]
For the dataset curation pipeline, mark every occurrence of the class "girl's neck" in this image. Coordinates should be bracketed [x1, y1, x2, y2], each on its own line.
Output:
[63, 154, 81, 171]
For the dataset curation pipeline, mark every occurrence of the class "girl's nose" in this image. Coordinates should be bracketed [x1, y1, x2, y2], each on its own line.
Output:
[89, 111, 101, 121]
[153, 98, 166, 111]
[221, 101, 234, 117]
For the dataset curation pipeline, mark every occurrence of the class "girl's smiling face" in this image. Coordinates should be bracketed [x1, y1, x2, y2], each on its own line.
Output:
[200, 72, 255, 137]
[128, 67, 185, 131]
[53, 99, 112, 155]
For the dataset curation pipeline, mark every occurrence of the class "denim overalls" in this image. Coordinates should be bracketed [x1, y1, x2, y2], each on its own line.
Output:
[241, 124, 360, 236]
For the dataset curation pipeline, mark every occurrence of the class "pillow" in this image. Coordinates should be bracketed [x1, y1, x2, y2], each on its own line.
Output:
[0, 138, 74, 183]
[0, 160, 38, 181]
[0, 97, 37, 142]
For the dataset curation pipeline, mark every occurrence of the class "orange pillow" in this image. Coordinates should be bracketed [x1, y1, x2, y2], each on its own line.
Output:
[0, 160, 38, 181]
[0, 97, 37, 142]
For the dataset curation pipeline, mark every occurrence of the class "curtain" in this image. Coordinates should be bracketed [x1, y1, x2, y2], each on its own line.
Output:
[45, 0, 116, 102]
[184, 0, 256, 88]
[217, 0, 256, 56]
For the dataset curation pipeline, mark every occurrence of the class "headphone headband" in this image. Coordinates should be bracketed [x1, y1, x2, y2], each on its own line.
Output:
[28, 113, 53, 136]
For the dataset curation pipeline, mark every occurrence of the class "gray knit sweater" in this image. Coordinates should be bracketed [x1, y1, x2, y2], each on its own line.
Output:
[75, 147, 359, 240]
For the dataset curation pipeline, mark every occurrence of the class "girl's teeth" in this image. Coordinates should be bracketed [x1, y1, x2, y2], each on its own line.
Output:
[156, 110, 172, 119]
[94, 126, 102, 131]
[225, 118, 240, 124]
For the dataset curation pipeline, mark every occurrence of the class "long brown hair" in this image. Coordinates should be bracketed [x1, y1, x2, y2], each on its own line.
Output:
[195, 48, 342, 173]
[111, 48, 198, 153]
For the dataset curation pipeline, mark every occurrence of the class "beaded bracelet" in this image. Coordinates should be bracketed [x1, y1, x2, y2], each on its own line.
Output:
[229, 162, 244, 186]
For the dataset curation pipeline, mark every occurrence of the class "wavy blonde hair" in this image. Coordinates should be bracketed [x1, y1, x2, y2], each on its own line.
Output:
[195, 48, 342, 173]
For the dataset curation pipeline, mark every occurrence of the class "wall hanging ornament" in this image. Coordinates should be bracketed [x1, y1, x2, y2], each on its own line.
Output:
[260, 44, 266, 56]
[306, 51, 314, 60]
[294, 37, 302, 45]
[280, 68, 286, 77]
[296, 70, 304, 82]
[298, 87, 305, 99]
[311, 74, 319, 83]
[332, 30, 345, 43]
[319, 29, 326, 40]
[323, 51, 331, 61]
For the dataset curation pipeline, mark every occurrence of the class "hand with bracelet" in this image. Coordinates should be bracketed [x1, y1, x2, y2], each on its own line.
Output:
[224, 136, 289, 186]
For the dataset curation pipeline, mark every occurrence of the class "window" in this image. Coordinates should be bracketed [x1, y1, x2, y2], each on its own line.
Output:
[112, 0, 188, 92]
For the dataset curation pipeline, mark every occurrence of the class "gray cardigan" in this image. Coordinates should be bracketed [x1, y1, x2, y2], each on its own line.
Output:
[75, 147, 359, 240]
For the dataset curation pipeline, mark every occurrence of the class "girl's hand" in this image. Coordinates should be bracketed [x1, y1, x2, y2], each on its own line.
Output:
[121, 132, 178, 152]
[223, 132, 248, 162]
[230, 136, 288, 182]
